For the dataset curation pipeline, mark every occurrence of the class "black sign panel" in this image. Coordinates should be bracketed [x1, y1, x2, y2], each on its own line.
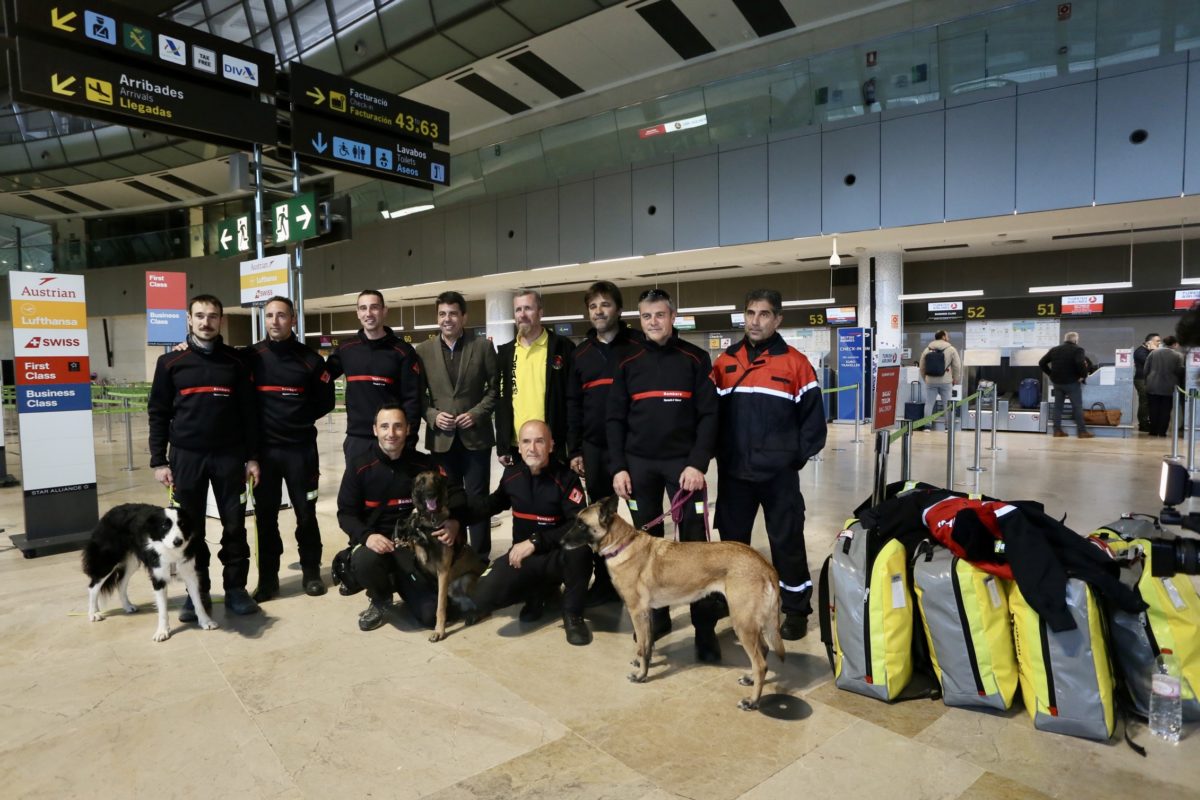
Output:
[290, 63, 448, 145]
[12, 41, 277, 146]
[902, 290, 1176, 323]
[10, 0, 275, 95]
[292, 112, 451, 186]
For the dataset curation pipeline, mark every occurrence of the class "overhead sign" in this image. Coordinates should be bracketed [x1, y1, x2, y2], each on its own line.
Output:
[1175, 289, 1200, 310]
[11, 41, 276, 147]
[216, 214, 254, 259]
[638, 113, 708, 139]
[927, 300, 964, 320]
[146, 271, 187, 346]
[290, 63, 449, 145]
[8, 272, 98, 549]
[240, 254, 290, 307]
[291, 112, 450, 187]
[1061, 294, 1104, 315]
[271, 192, 317, 245]
[827, 306, 858, 325]
[10, 0, 274, 94]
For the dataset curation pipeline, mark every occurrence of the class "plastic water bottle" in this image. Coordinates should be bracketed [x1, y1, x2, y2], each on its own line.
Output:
[1150, 651, 1182, 744]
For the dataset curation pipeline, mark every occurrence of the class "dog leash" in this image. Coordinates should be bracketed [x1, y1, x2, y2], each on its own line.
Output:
[640, 487, 711, 542]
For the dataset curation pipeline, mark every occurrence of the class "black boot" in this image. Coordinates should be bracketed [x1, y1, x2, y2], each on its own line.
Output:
[563, 612, 593, 646]
[302, 568, 327, 597]
[252, 569, 279, 603]
[780, 612, 809, 641]
[695, 627, 722, 663]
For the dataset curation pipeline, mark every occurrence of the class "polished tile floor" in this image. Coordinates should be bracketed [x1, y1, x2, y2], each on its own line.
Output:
[0, 411, 1196, 799]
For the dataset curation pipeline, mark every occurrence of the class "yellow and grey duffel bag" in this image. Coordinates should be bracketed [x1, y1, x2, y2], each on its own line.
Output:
[1010, 579, 1115, 741]
[913, 542, 1018, 710]
[1091, 516, 1200, 721]
[819, 520, 918, 701]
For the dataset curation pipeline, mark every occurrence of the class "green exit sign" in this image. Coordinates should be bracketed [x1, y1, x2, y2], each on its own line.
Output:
[271, 192, 317, 245]
[216, 214, 253, 259]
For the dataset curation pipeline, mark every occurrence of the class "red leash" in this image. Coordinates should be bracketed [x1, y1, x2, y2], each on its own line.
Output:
[641, 486, 712, 542]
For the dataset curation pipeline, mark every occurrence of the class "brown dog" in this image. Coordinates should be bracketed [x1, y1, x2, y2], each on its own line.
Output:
[562, 495, 785, 709]
[393, 470, 486, 642]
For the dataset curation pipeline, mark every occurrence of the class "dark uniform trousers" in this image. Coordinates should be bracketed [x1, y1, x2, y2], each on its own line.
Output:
[169, 445, 250, 592]
[435, 437, 492, 559]
[625, 452, 721, 631]
[350, 544, 440, 628]
[253, 441, 322, 575]
[715, 469, 813, 616]
[581, 439, 617, 592]
[343, 434, 376, 465]
[473, 546, 591, 617]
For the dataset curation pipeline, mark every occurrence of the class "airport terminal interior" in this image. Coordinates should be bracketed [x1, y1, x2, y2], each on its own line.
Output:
[2, 0, 1200, 797]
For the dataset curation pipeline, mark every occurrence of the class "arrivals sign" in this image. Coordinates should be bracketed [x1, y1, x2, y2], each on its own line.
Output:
[1061, 294, 1104, 315]
[9, 273, 98, 545]
[6, 0, 275, 147]
[145, 270, 187, 346]
[240, 254, 290, 307]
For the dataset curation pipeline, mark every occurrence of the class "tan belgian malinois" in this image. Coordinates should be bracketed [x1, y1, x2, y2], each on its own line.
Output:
[563, 495, 785, 709]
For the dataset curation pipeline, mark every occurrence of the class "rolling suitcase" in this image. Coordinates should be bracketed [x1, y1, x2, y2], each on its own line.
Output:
[904, 381, 925, 422]
[1018, 378, 1040, 409]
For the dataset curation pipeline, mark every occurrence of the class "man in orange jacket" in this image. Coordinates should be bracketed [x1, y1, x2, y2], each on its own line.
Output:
[711, 289, 827, 640]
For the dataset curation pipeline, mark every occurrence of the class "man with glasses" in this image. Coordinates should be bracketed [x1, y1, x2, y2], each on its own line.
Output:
[327, 289, 422, 461]
[607, 288, 722, 662]
[495, 289, 575, 467]
[711, 289, 826, 640]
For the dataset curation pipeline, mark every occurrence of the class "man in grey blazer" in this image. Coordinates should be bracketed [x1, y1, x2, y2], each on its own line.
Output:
[415, 291, 498, 557]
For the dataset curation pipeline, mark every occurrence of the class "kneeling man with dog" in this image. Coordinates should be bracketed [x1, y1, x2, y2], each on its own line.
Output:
[468, 419, 593, 646]
[337, 403, 467, 632]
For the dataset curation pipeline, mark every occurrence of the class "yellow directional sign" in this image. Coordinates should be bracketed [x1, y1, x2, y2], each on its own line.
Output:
[329, 90, 346, 112]
[50, 73, 76, 96]
[305, 87, 325, 106]
[85, 77, 113, 105]
[50, 7, 77, 32]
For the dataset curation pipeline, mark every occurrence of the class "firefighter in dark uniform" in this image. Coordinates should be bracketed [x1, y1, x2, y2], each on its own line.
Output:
[469, 419, 593, 646]
[243, 296, 336, 602]
[149, 294, 261, 620]
[566, 280, 643, 607]
[327, 289, 422, 461]
[711, 289, 827, 640]
[607, 288, 721, 662]
[338, 403, 465, 632]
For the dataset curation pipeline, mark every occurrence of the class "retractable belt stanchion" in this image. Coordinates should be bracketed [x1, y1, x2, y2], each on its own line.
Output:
[872, 429, 890, 506]
[967, 392, 986, 473]
[122, 395, 135, 472]
[1185, 388, 1195, 474]
[900, 421, 913, 482]
[852, 383, 863, 444]
[1170, 388, 1182, 461]
[988, 384, 1001, 452]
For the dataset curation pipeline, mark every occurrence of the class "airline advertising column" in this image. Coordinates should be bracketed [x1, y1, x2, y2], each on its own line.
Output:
[9, 273, 98, 556]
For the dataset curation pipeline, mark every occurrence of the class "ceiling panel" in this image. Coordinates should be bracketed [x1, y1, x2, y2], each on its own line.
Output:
[397, 34, 476, 79]
[442, 7, 532, 57]
[351, 57, 427, 94]
[503, 0, 603, 34]
[685, 0, 763, 50]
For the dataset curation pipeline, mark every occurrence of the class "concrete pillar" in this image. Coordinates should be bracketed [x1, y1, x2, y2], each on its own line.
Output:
[486, 290, 515, 347]
[866, 250, 903, 351]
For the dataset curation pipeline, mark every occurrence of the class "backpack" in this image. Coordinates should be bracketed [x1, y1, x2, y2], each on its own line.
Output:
[924, 346, 947, 377]
[913, 542, 1019, 710]
[1091, 516, 1200, 722]
[1010, 579, 1116, 741]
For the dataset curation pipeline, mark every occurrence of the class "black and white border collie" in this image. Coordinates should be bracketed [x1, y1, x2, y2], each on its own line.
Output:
[83, 504, 218, 642]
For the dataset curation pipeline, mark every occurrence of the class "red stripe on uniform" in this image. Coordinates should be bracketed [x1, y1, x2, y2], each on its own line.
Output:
[257, 385, 305, 393]
[347, 375, 395, 384]
[631, 390, 692, 401]
[582, 378, 614, 390]
[180, 386, 232, 396]
[364, 498, 413, 508]
[512, 511, 561, 523]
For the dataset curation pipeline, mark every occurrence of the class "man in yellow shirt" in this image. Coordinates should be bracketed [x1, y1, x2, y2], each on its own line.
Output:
[495, 289, 575, 466]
